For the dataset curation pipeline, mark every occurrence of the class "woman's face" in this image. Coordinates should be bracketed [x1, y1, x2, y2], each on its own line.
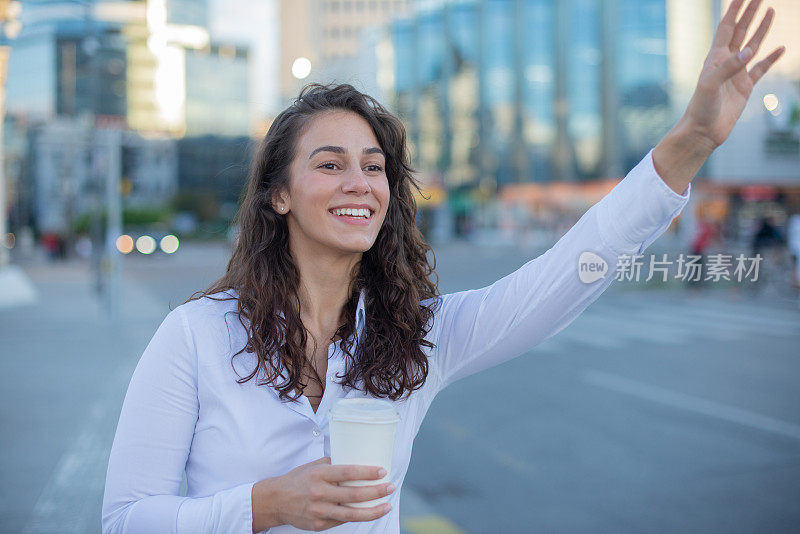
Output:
[278, 110, 391, 258]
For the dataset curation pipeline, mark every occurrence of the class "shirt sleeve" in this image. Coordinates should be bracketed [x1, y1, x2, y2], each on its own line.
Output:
[102, 307, 256, 534]
[429, 148, 691, 391]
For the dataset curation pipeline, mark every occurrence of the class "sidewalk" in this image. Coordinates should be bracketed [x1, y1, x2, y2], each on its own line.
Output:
[0, 258, 170, 534]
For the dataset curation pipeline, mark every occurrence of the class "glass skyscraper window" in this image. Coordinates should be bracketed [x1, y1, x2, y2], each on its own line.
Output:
[392, 19, 414, 93]
[616, 0, 670, 170]
[415, 11, 445, 172]
[482, 0, 515, 186]
[449, 1, 479, 66]
[416, 10, 445, 87]
[521, 0, 555, 181]
[568, 0, 602, 177]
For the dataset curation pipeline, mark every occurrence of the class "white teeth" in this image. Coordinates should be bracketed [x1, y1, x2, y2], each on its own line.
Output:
[332, 208, 371, 218]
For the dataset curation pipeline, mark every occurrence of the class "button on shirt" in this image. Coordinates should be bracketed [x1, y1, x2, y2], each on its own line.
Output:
[102, 148, 690, 533]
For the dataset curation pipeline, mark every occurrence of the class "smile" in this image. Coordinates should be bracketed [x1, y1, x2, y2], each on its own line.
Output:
[328, 207, 374, 226]
[329, 207, 373, 220]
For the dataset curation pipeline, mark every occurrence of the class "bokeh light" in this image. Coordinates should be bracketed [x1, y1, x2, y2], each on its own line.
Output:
[116, 234, 134, 254]
[291, 57, 312, 79]
[159, 234, 180, 254]
[763, 93, 779, 111]
[135, 235, 157, 255]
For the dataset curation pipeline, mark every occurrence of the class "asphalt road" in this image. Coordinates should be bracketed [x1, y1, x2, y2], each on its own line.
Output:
[122, 240, 800, 533]
[2, 239, 798, 533]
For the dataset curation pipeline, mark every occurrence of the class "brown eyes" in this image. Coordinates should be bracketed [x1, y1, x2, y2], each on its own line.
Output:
[318, 162, 384, 172]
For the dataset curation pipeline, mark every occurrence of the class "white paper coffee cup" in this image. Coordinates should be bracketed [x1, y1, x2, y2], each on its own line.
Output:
[328, 398, 400, 508]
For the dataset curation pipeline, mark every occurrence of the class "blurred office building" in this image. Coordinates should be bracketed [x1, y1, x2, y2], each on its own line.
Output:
[184, 43, 250, 137]
[29, 118, 177, 235]
[8, 0, 249, 136]
[384, 0, 721, 188]
[377, 0, 799, 242]
[4, 0, 253, 241]
[279, 0, 412, 105]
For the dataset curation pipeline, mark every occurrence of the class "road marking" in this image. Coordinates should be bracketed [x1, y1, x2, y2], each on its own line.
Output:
[402, 516, 466, 534]
[638, 299, 800, 333]
[558, 323, 626, 349]
[22, 344, 139, 533]
[400, 483, 466, 534]
[582, 369, 800, 441]
[571, 313, 687, 345]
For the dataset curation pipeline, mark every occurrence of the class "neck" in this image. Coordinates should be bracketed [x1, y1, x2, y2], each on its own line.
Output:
[289, 239, 361, 338]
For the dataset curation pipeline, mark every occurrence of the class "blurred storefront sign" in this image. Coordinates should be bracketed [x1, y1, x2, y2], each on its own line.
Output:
[740, 185, 779, 202]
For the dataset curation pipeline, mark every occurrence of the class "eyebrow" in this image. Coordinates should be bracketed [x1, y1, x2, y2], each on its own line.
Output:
[308, 145, 385, 159]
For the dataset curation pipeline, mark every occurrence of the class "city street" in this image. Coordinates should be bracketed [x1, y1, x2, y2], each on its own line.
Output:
[1, 240, 799, 533]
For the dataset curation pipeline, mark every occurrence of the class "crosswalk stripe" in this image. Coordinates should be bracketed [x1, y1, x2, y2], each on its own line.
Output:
[527, 294, 798, 354]
[629, 299, 799, 335]
[583, 369, 800, 441]
[613, 292, 799, 327]
[570, 313, 689, 345]
[556, 324, 627, 349]
[681, 295, 800, 324]
[612, 306, 746, 342]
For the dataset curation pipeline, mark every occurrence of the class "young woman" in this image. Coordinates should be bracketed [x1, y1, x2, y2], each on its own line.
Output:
[102, 2, 784, 532]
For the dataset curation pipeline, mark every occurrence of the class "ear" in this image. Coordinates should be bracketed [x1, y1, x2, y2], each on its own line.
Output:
[272, 188, 291, 214]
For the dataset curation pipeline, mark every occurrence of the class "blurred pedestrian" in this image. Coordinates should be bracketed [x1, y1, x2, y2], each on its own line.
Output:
[102, 2, 787, 531]
[750, 215, 784, 256]
[687, 217, 717, 289]
[42, 232, 59, 261]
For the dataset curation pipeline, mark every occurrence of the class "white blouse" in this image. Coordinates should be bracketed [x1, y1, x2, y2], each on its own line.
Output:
[102, 148, 691, 533]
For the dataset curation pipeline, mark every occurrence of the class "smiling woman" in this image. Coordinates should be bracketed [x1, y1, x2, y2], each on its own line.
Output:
[102, 3, 786, 528]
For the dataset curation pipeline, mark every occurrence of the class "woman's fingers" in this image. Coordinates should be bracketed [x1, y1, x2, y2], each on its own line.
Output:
[708, 5, 780, 88]
[749, 46, 787, 85]
[321, 481, 394, 505]
[712, 0, 745, 49]
[729, 0, 762, 52]
[319, 501, 391, 524]
[741, 7, 775, 58]
[321, 464, 385, 483]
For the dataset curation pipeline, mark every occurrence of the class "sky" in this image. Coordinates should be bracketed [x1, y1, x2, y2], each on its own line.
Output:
[208, 0, 280, 117]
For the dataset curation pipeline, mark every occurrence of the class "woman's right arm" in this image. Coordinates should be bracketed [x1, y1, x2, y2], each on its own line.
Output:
[102, 307, 257, 533]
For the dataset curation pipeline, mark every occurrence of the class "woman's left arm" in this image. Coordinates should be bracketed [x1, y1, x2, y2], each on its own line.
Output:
[428, 0, 785, 392]
[653, 0, 785, 195]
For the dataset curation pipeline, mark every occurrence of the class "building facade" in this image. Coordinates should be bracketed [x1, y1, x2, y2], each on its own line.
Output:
[279, 0, 411, 104]
[30, 118, 177, 234]
[386, 0, 720, 192]
[8, 0, 250, 136]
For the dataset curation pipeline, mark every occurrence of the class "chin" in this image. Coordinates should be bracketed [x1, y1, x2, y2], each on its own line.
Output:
[335, 237, 377, 254]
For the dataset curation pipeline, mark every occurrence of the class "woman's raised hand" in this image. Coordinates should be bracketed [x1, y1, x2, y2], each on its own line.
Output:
[252, 457, 394, 532]
[683, 0, 786, 152]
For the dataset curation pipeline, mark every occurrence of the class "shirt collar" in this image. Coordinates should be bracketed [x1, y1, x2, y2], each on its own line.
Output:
[355, 286, 366, 343]
[227, 286, 366, 344]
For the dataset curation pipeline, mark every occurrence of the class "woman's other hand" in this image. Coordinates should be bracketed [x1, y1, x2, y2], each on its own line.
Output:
[684, 0, 785, 152]
[251, 457, 394, 532]
[653, 0, 785, 195]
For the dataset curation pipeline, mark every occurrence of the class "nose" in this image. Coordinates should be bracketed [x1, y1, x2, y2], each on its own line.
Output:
[342, 167, 370, 195]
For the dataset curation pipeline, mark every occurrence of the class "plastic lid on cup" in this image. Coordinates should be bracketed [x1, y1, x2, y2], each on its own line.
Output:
[329, 398, 400, 424]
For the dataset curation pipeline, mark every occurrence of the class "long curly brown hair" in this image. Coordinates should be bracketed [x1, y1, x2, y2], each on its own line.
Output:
[184, 83, 440, 403]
